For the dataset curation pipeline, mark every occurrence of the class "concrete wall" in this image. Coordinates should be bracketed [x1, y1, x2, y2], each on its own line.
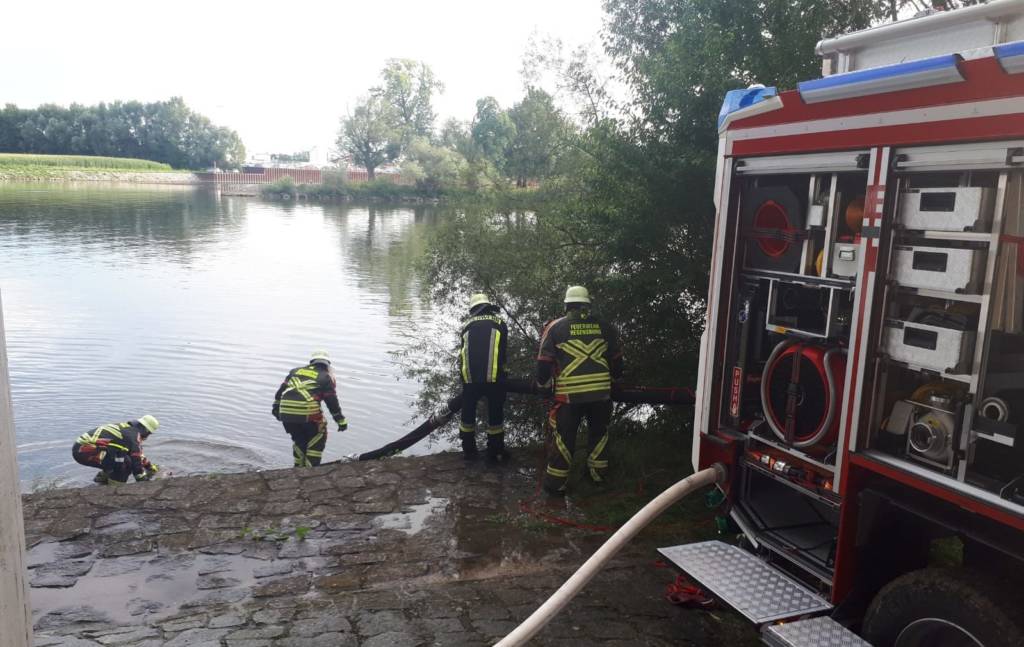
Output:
[0, 292, 31, 647]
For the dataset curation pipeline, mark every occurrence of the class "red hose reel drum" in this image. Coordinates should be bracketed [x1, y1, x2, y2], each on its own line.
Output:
[742, 186, 804, 273]
[761, 341, 846, 449]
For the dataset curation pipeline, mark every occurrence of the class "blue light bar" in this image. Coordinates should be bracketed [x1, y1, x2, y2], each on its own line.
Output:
[995, 40, 1024, 75]
[718, 86, 778, 130]
[798, 54, 964, 104]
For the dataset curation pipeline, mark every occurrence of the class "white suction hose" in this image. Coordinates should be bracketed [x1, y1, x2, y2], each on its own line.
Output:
[494, 463, 727, 647]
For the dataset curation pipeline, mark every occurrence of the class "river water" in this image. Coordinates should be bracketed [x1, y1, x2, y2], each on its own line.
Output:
[0, 183, 449, 488]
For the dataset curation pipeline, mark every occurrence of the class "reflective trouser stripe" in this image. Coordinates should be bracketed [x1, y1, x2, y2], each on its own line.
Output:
[294, 444, 311, 467]
[459, 422, 474, 433]
[546, 465, 569, 477]
[486, 425, 503, 435]
[587, 431, 610, 482]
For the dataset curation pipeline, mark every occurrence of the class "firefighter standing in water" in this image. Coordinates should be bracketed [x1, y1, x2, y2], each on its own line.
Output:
[537, 286, 623, 494]
[458, 293, 509, 464]
[273, 350, 348, 467]
[72, 415, 160, 484]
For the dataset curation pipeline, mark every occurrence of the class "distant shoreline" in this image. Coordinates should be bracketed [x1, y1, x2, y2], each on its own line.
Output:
[0, 168, 201, 185]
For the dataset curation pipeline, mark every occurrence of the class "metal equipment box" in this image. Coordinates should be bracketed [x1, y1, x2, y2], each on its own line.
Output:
[892, 244, 985, 293]
[898, 187, 995, 232]
[883, 318, 976, 373]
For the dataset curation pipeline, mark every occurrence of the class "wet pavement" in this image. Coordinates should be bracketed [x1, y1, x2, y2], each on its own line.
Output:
[22, 452, 756, 646]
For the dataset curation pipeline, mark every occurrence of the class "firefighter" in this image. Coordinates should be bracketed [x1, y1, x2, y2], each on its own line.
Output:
[537, 286, 623, 494]
[273, 350, 348, 467]
[72, 415, 160, 484]
[458, 293, 510, 464]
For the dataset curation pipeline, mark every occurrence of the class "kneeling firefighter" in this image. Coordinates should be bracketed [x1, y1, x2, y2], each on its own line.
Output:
[537, 286, 623, 494]
[273, 350, 348, 467]
[72, 415, 160, 484]
[458, 293, 509, 463]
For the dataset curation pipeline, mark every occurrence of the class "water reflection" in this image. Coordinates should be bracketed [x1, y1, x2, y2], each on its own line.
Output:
[0, 183, 443, 488]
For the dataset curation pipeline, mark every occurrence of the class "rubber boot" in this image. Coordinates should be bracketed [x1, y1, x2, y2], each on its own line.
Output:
[93, 471, 109, 484]
[485, 432, 508, 466]
[460, 432, 479, 461]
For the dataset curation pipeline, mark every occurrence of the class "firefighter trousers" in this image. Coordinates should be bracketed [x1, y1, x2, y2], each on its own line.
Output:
[459, 382, 506, 458]
[72, 443, 133, 483]
[284, 420, 327, 467]
[543, 399, 612, 493]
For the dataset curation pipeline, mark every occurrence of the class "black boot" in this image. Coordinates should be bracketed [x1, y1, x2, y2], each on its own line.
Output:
[460, 431, 479, 461]
[485, 433, 508, 466]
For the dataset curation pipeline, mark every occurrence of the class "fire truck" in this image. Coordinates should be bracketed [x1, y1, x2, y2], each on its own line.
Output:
[662, 2, 1024, 645]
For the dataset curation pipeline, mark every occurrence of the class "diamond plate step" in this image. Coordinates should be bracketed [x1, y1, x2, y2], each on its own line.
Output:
[761, 616, 870, 647]
[657, 540, 832, 624]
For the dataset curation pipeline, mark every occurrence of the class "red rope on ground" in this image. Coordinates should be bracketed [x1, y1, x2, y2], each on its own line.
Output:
[664, 574, 715, 608]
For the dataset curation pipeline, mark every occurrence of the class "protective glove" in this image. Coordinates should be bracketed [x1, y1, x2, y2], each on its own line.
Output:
[146, 463, 160, 474]
[336, 418, 348, 432]
[135, 472, 151, 482]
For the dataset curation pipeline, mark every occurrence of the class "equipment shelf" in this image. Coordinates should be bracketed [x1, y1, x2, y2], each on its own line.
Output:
[744, 458, 840, 508]
[741, 268, 855, 290]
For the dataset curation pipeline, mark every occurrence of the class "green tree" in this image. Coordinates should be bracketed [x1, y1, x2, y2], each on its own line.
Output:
[505, 88, 565, 187]
[338, 95, 402, 180]
[401, 137, 469, 196]
[373, 59, 444, 143]
[470, 97, 516, 162]
[0, 97, 244, 168]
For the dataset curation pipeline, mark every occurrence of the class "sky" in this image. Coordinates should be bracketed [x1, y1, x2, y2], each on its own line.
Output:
[1, 0, 607, 157]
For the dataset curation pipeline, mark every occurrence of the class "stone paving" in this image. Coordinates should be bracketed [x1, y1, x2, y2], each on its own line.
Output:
[23, 452, 756, 646]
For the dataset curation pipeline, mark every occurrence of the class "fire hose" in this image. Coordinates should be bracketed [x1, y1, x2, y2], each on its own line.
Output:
[494, 463, 727, 646]
[353, 377, 695, 461]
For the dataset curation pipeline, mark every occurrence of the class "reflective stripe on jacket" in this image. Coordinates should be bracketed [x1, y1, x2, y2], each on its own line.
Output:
[537, 310, 623, 403]
[274, 364, 345, 424]
[459, 313, 508, 384]
[75, 421, 146, 475]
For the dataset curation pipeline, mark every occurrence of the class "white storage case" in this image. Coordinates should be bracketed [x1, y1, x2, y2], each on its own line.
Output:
[899, 187, 995, 232]
[892, 244, 985, 292]
[883, 319, 975, 373]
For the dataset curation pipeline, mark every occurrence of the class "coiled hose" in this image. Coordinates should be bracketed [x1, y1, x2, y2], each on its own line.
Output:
[494, 463, 728, 647]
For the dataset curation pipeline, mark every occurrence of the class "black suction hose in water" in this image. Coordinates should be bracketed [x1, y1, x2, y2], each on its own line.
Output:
[351, 378, 695, 461]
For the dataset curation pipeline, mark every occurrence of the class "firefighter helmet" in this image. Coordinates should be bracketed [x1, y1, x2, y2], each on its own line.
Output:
[564, 285, 592, 304]
[138, 415, 160, 435]
[310, 350, 331, 366]
[469, 293, 491, 310]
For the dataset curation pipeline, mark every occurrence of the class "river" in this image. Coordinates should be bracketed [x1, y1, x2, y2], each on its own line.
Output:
[0, 183, 449, 488]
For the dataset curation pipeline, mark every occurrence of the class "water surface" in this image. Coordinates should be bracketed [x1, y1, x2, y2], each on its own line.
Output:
[0, 183, 446, 487]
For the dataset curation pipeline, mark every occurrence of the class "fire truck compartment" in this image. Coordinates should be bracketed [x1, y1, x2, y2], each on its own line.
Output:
[740, 466, 840, 579]
[657, 541, 832, 624]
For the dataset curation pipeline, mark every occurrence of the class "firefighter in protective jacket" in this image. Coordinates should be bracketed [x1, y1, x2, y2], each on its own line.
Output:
[72, 415, 160, 484]
[273, 350, 348, 467]
[459, 293, 509, 463]
[537, 286, 623, 493]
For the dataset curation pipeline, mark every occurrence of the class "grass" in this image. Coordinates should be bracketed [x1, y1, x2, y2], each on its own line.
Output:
[0, 153, 173, 175]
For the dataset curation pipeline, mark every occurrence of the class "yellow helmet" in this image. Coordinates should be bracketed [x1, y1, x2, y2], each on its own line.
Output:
[564, 285, 591, 304]
[138, 415, 159, 434]
[469, 293, 491, 310]
[310, 350, 331, 366]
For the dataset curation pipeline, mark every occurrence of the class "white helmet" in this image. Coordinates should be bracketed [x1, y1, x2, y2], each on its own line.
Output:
[564, 285, 591, 304]
[310, 350, 331, 366]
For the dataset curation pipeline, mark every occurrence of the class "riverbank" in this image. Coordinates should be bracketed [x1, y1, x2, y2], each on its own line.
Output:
[0, 168, 199, 184]
[25, 452, 755, 646]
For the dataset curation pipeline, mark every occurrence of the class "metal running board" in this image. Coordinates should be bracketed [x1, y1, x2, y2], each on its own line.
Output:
[761, 616, 870, 647]
[657, 540, 832, 624]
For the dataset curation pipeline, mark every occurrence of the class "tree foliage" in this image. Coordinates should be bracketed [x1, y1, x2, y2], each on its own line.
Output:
[373, 59, 444, 143]
[337, 95, 401, 180]
[0, 97, 245, 169]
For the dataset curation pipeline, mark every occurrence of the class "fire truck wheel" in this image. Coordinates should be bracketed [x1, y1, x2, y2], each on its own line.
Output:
[862, 567, 1024, 647]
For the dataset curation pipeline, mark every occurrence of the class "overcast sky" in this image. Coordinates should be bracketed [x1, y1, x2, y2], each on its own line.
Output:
[1, 0, 606, 155]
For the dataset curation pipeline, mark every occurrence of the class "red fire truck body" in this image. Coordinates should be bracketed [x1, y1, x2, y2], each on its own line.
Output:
[669, 2, 1024, 645]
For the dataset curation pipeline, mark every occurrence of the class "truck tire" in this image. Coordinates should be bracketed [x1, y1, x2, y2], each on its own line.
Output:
[862, 568, 1024, 647]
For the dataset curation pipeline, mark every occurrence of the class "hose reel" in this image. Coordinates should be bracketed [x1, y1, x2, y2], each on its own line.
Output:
[761, 340, 846, 449]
